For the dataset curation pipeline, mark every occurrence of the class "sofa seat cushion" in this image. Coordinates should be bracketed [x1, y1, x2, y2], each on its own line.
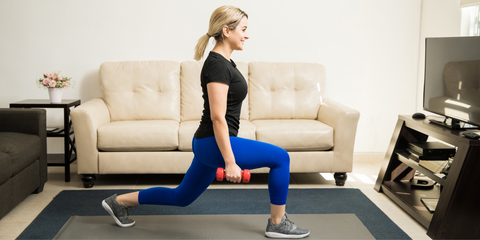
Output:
[178, 120, 257, 151]
[178, 121, 199, 151]
[252, 120, 333, 151]
[0, 152, 12, 185]
[237, 120, 257, 141]
[0, 132, 40, 176]
[98, 120, 179, 151]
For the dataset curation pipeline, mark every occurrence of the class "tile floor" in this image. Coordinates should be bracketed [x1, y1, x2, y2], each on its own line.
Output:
[0, 153, 430, 240]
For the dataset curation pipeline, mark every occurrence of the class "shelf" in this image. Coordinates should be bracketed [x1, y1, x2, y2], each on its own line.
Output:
[399, 115, 480, 147]
[382, 180, 440, 228]
[394, 151, 447, 185]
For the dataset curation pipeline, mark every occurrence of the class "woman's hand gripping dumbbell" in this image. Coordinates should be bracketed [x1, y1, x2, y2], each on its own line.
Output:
[216, 167, 251, 183]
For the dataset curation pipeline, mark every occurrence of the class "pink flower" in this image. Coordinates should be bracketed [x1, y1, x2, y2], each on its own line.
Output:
[49, 80, 56, 87]
[47, 73, 54, 79]
[51, 75, 57, 80]
[63, 82, 68, 86]
[57, 75, 63, 80]
[42, 79, 49, 85]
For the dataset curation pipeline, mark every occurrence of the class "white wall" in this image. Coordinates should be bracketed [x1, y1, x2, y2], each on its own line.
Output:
[0, 0, 427, 153]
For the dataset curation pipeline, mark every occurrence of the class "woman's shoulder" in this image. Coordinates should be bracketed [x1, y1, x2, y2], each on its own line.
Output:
[203, 53, 233, 75]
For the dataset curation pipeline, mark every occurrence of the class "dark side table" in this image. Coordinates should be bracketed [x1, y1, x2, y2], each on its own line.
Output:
[10, 99, 81, 182]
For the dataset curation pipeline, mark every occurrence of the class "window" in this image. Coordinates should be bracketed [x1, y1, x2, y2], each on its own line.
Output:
[461, 2, 480, 36]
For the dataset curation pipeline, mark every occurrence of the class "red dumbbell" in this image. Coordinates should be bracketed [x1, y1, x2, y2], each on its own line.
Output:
[216, 167, 251, 183]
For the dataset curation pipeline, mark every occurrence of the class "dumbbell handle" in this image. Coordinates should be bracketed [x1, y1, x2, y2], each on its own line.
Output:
[216, 168, 251, 183]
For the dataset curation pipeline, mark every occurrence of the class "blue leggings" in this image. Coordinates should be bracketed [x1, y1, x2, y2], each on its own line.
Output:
[138, 136, 290, 206]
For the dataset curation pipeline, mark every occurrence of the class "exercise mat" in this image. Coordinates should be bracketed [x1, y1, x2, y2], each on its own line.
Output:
[54, 214, 375, 239]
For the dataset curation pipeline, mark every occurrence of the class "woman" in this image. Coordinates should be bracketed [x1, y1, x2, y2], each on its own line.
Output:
[102, 5, 310, 239]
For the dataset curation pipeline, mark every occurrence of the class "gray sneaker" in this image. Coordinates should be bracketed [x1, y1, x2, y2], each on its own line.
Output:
[265, 213, 310, 239]
[102, 194, 135, 227]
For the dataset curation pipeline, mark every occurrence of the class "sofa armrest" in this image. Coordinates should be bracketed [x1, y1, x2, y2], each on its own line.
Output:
[317, 98, 360, 172]
[0, 108, 47, 184]
[71, 98, 110, 174]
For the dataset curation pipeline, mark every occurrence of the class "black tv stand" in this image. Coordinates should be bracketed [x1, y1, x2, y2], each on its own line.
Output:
[375, 115, 480, 239]
[429, 117, 478, 130]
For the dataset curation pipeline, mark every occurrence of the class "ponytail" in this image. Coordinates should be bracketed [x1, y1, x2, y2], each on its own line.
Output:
[194, 34, 211, 61]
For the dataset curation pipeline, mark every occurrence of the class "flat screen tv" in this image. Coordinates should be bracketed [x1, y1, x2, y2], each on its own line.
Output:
[423, 36, 480, 129]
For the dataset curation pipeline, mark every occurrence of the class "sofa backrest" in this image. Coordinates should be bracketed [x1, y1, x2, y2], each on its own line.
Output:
[99, 61, 326, 122]
[99, 61, 181, 122]
[248, 62, 326, 120]
[180, 61, 249, 121]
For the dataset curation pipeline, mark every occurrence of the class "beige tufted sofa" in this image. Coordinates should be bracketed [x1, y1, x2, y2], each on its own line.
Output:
[71, 61, 360, 188]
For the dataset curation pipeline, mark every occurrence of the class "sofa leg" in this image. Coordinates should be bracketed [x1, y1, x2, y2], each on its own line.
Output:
[81, 174, 96, 188]
[334, 172, 347, 186]
[33, 184, 45, 194]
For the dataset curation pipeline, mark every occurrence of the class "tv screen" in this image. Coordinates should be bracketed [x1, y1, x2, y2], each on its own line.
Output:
[423, 36, 480, 129]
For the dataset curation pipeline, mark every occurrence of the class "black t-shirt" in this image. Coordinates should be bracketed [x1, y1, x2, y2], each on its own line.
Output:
[194, 52, 248, 139]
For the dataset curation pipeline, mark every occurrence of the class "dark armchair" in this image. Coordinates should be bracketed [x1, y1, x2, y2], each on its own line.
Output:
[0, 108, 47, 220]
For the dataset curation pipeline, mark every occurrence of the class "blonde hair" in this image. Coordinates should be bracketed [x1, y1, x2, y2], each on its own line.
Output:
[194, 5, 248, 61]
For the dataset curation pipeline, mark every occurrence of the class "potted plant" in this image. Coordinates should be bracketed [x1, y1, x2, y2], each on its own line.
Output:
[37, 72, 73, 103]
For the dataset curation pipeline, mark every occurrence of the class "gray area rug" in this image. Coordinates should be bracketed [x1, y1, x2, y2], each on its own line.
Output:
[18, 189, 410, 240]
[54, 214, 375, 239]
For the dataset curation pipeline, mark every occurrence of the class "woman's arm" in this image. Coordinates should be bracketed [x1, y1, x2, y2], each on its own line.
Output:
[207, 82, 242, 183]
